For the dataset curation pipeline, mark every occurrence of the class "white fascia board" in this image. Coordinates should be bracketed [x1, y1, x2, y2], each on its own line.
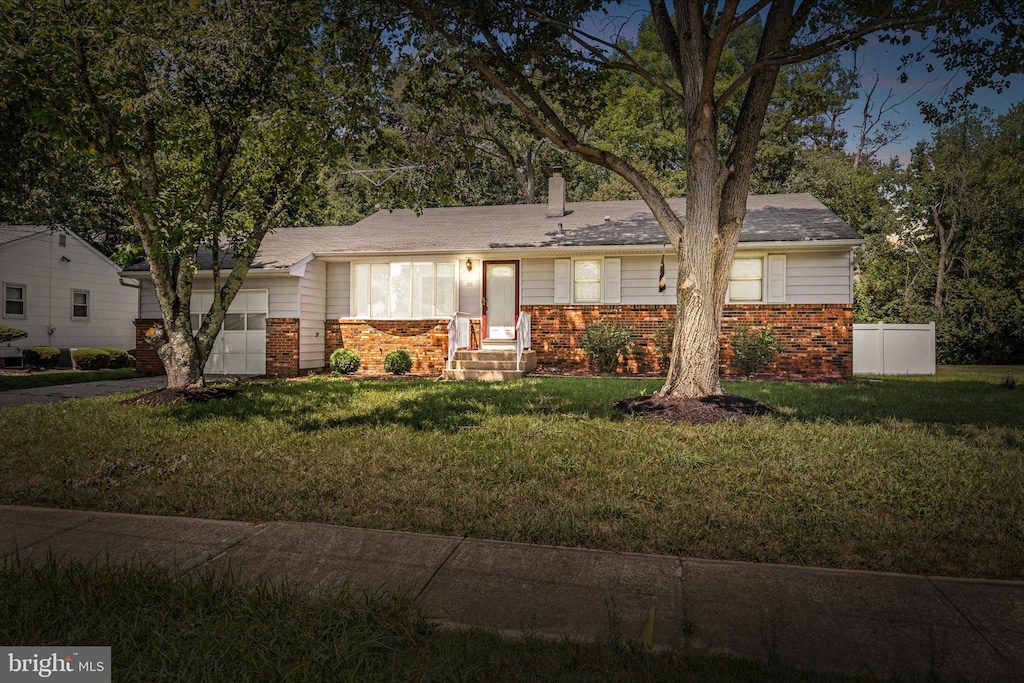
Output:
[312, 239, 866, 260]
[119, 267, 296, 279]
[288, 253, 316, 277]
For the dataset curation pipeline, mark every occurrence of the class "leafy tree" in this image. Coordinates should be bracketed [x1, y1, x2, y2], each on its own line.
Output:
[399, 0, 1021, 398]
[3, 0, 386, 389]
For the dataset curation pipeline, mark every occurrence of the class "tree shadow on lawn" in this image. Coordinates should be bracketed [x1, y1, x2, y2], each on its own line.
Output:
[159, 377, 652, 433]
[726, 377, 1024, 430]
[155, 375, 1023, 433]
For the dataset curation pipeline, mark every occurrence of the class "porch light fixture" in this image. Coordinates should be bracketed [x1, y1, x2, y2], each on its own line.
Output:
[465, 258, 472, 271]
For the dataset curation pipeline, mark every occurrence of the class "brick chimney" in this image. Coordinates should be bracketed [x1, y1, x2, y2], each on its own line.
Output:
[547, 167, 565, 217]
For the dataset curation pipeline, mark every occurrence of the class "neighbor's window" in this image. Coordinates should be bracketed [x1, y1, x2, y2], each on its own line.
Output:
[353, 262, 457, 319]
[72, 290, 89, 319]
[3, 284, 25, 317]
[574, 260, 602, 303]
[729, 258, 763, 301]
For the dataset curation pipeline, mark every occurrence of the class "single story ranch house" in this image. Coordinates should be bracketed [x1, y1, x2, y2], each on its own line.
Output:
[127, 174, 863, 379]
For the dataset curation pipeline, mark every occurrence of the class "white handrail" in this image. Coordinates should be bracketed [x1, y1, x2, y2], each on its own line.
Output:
[447, 312, 471, 370]
[514, 311, 531, 372]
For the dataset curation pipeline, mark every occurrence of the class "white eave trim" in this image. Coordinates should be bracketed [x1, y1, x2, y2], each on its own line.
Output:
[312, 238, 865, 260]
[118, 267, 296, 279]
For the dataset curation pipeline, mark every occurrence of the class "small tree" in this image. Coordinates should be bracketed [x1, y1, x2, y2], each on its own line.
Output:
[579, 322, 634, 374]
[6, 0, 387, 390]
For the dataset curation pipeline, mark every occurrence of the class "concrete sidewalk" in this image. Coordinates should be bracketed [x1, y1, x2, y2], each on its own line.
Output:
[2, 505, 1021, 681]
[0, 376, 166, 407]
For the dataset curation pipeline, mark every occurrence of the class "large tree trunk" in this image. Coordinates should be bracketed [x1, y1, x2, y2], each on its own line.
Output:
[146, 321, 208, 391]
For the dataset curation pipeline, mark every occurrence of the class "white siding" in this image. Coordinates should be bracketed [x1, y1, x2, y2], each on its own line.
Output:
[0, 230, 138, 356]
[621, 255, 677, 305]
[785, 250, 853, 304]
[459, 258, 482, 316]
[522, 258, 555, 305]
[298, 259, 326, 370]
[140, 275, 299, 320]
[326, 261, 350, 318]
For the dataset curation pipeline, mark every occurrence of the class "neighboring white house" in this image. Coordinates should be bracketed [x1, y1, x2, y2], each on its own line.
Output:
[127, 182, 864, 379]
[0, 225, 139, 368]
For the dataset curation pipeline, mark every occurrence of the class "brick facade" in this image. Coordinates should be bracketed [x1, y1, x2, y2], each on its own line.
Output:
[138, 305, 852, 379]
[325, 319, 482, 375]
[134, 317, 301, 377]
[522, 303, 853, 378]
[265, 318, 300, 377]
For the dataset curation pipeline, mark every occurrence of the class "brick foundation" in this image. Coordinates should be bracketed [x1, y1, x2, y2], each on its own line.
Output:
[134, 317, 301, 377]
[522, 304, 853, 378]
[325, 319, 483, 375]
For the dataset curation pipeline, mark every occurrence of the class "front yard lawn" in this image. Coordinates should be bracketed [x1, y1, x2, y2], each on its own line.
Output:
[1, 369, 1021, 579]
[0, 368, 141, 392]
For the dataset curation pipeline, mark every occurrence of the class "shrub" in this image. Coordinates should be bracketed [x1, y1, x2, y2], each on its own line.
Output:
[729, 325, 784, 376]
[383, 350, 413, 375]
[999, 374, 1017, 390]
[579, 322, 634, 374]
[100, 348, 135, 368]
[73, 349, 112, 371]
[23, 346, 60, 369]
[329, 348, 361, 375]
[0, 325, 28, 344]
[652, 323, 675, 370]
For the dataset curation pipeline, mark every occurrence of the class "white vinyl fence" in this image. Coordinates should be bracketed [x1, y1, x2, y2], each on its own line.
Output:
[853, 322, 936, 375]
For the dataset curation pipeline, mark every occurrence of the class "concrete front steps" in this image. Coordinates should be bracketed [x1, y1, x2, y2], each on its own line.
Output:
[441, 349, 537, 381]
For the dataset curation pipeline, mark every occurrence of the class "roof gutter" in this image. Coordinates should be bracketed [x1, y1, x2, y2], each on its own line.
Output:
[311, 238, 866, 260]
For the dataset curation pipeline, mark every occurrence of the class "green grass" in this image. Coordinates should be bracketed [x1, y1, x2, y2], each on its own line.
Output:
[1, 368, 1022, 579]
[0, 557, 863, 682]
[0, 368, 141, 392]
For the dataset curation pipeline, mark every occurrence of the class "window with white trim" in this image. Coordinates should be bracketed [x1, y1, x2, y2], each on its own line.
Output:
[72, 290, 90, 319]
[573, 259, 602, 303]
[3, 284, 25, 317]
[729, 258, 763, 302]
[352, 262, 457, 319]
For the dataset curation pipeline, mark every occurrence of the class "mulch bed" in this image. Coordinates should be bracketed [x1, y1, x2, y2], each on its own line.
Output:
[122, 387, 237, 406]
[613, 393, 774, 424]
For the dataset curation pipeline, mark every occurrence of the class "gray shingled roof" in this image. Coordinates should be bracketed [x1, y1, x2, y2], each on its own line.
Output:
[124, 193, 862, 272]
[0, 225, 50, 246]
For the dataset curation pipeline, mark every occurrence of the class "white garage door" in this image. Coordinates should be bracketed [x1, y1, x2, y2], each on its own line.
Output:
[191, 290, 268, 375]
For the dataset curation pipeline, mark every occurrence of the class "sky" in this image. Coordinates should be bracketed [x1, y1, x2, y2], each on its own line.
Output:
[585, 2, 1023, 164]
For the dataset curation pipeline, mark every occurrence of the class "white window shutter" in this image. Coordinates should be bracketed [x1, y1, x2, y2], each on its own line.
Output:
[767, 254, 786, 303]
[604, 257, 621, 304]
[554, 258, 570, 304]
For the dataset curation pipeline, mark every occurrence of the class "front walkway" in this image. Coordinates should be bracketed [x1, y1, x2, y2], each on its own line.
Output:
[0, 376, 166, 408]
[2, 505, 1020, 681]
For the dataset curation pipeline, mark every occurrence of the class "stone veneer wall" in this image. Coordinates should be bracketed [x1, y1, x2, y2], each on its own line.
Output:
[325, 319, 482, 375]
[521, 303, 853, 378]
[133, 317, 301, 378]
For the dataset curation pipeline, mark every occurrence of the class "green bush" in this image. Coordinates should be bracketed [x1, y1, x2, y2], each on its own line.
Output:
[383, 350, 413, 375]
[729, 325, 784, 376]
[23, 346, 60, 369]
[73, 349, 113, 371]
[652, 323, 675, 370]
[329, 348, 361, 375]
[579, 322, 634, 374]
[0, 325, 28, 344]
[100, 347, 135, 368]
